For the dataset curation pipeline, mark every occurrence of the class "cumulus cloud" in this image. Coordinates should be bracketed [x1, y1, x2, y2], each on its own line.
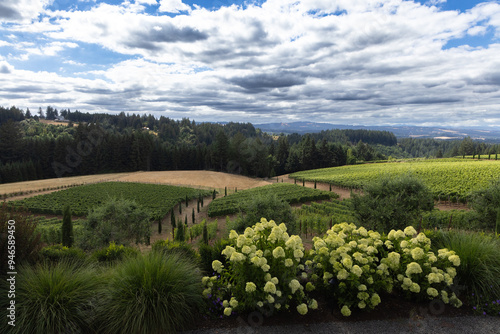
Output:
[0, 61, 13, 74]
[158, 0, 191, 13]
[0, 0, 51, 23]
[0, 0, 499, 127]
[23, 41, 79, 57]
[124, 23, 208, 51]
[136, 0, 158, 4]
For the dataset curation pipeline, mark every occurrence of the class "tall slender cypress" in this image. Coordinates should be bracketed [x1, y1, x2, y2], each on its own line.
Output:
[61, 205, 73, 247]
[175, 219, 185, 242]
[170, 209, 176, 228]
[202, 220, 208, 245]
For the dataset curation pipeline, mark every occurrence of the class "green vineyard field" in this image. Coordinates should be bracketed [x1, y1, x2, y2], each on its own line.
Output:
[32, 216, 86, 245]
[295, 199, 357, 236]
[13, 182, 212, 217]
[207, 183, 337, 217]
[290, 158, 500, 202]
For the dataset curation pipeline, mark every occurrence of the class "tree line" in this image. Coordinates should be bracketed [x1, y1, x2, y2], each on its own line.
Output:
[0, 106, 498, 184]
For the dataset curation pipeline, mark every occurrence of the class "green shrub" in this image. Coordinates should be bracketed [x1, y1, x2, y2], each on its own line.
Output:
[233, 193, 298, 234]
[39, 244, 87, 263]
[91, 242, 139, 263]
[421, 210, 480, 231]
[0, 203, 42, 273]
[198, 238, 231, 274]
[470, 180, 500, 231]
[6, 261, 103, 333]
[152, 239, 200, 264]
[61, 205, 74, 247]
[98, 252, 204, 333]
[431, 230, 500, 315]
[351, 174, 434, 233]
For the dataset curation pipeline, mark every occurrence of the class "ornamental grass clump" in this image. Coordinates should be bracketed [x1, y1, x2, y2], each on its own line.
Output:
[202, 218, 317, 317]
[7, 260, 103, 334]
[98, 252, 203, 334]
[384, 226, 462, 307]
[310, 222, 389, 316]
[431, 229, 500, 315]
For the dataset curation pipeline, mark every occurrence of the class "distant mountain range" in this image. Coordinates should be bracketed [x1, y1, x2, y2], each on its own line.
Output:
[254, 122, 500, 142]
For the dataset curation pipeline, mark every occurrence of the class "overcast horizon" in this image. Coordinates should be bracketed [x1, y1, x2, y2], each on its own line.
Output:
[0, 0, 499, 128]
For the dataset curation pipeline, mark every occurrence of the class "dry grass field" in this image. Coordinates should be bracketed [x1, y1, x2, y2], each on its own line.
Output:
[39, 119, 68, 126]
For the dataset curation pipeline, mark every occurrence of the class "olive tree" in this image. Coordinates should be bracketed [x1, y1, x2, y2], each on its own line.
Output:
[78, 198, 151, 250]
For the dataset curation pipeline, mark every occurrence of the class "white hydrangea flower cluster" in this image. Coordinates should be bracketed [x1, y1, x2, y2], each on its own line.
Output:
[201, 218, 316, 317]
[385, 227, 462, 308]
[311, 223, 391, 316]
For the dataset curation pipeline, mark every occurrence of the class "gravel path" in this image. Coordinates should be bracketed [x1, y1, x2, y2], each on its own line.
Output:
[182, 315, 500, 334]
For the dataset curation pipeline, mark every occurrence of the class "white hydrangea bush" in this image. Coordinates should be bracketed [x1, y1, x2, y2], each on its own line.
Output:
[201, 218, 317, 317]
[384, 226, 462, 307]
[310, 223, 463, 316]
[310, 222, 390, 316]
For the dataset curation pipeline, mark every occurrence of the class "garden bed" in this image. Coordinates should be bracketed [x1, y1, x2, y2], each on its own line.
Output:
[186, 291, 474, 331]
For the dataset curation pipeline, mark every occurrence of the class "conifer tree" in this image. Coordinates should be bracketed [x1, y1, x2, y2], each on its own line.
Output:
[202, 220, 208, 245]
[61, 205, 73, 247]
[171, 209, 176, 228]
[175, 219, 184, 242]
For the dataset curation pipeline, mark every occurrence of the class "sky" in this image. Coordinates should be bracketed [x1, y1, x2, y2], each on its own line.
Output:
[0, 0, 499, 127]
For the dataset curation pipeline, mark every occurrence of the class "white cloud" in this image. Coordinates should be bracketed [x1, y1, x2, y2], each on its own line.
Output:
[64, 60, 86, 66]
[136, 0, 158, 5]
[23, 41, 79, 57]
[158, 0, 190, 13]
[1, 0, 500, 126]
[0, 60, 13, 74]
[426, 0, 446, 6]
[0, 0, 52, 23]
